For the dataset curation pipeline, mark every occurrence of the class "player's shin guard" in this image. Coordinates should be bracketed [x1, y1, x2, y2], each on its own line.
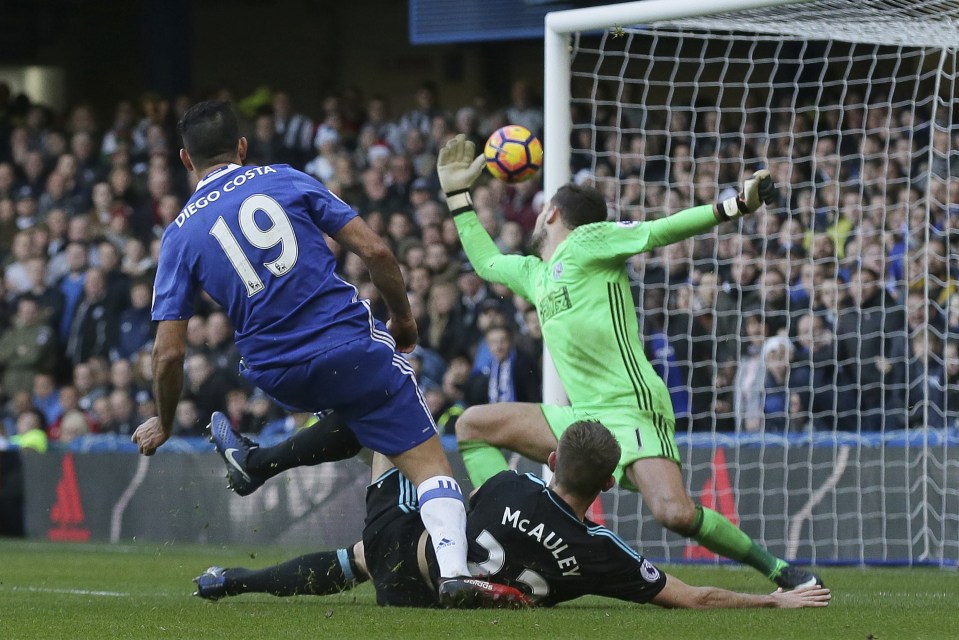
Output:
[458, 439, 509, 488]
[690, 506, 784, 579]
[224, 548, 366, 597]
[417, 476, 470, 579]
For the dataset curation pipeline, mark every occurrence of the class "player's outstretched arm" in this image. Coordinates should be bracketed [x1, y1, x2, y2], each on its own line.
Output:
[590, 170, 779, 265]
[333, 217, 417, 352]
[651, 573, 830, 609]
[437, 135, 538, 301]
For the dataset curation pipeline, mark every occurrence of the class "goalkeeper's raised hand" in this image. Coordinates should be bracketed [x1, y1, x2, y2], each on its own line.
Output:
[719, 169, 778, 219]
[438, 134, 486, 213]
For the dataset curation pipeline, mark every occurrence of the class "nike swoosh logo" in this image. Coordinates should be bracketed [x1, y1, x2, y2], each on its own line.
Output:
[224, 448, 252, 482]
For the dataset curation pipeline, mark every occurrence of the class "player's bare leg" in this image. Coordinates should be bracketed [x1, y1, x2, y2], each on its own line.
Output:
[455, 402, 558, 487]
[626, 458, 822, 589]
[626, 458, 698, 531]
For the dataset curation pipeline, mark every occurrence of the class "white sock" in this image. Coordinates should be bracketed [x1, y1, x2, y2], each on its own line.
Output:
[417, 475, 470, 578]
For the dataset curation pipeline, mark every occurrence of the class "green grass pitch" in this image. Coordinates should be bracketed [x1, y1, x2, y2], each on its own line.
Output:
[0, 539, 956, 639]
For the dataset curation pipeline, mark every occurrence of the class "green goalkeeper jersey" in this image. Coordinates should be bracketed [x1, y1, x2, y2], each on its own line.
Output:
[454, 204, 718, 419]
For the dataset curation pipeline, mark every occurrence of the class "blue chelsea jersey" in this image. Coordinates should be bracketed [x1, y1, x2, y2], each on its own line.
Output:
[152, 164, 375, 368]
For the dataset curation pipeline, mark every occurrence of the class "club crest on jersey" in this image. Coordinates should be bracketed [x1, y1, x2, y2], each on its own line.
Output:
[552, 262, 564, 280]
[640, 559, 660, 583]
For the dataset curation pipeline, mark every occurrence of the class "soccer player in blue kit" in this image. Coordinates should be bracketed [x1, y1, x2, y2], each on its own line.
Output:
[131, 101, 523, 608]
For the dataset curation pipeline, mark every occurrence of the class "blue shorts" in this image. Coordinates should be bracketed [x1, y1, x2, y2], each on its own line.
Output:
[240, 337, 437, 456]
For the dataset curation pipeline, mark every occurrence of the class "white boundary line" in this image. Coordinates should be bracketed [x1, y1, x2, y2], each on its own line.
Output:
[3, 586, 130, 597]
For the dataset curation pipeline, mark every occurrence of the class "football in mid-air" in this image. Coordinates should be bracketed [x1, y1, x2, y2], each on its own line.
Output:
[484, 125, 543, 183]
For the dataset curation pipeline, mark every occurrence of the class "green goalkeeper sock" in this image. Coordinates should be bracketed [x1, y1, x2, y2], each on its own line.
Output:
[692, 506, 787, 579]
[458, 439, 509, 488]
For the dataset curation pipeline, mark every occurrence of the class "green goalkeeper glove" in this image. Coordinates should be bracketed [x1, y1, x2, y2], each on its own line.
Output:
[718, 169, 777, 219]
[438, 134, 486, 213]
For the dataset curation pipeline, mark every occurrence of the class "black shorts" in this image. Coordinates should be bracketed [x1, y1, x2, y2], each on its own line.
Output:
[362, 468, 439, 607]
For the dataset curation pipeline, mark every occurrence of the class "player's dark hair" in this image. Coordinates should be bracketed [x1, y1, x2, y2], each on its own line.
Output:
[551, 184, 608, 229]
[178, 100, 239, 170]
[553, 421, 620, 500]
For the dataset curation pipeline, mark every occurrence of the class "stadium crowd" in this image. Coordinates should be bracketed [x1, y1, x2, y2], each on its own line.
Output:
[0, 77, 957, 458]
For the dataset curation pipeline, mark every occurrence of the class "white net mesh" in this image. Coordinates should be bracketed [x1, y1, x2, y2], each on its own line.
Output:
[561, 0, 959, 565]
[666, 0, 959, 48]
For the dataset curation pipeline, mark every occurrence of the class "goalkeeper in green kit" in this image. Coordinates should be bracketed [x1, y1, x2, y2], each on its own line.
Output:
[437, 134, 822, 590]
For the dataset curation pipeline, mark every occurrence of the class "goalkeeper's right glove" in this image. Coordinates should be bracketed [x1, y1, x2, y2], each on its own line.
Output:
[438, 134, 486, 214]
[718, 169, 777, 219]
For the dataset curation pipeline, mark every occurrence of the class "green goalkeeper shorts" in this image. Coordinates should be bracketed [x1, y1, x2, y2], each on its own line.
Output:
[540, 404, 680, 491]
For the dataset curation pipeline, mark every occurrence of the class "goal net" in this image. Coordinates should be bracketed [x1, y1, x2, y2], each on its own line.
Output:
[544, 0, 959, 566]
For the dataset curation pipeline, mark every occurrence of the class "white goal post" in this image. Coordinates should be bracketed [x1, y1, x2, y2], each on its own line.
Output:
[542, 0, 959, 566]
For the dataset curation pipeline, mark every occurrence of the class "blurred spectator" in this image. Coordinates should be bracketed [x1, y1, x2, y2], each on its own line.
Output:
[465, 324, 540, 406]
[114, 279, 153, 360]
[4, 231, 35, 295]
[734, 313, 768, 432]
[54, 242, 89, 342]
[0, 296, 57, 396]
[421, 282, 470, 361]
[11, 408, 47, 453]
[65, 268, 117, 365]
[72, 362, 104, 412]
[398, 81, 443, 142]
[761, 336, 804, 433]
[225, 388, 257, 434]
[246, 111, 285, 167]
[456, 262, 490, 333]
[304, 125, 341, 183]
[57, 409, 91, 445]
[836, 267, 907, 430]
[95, 239, 131, 308]
[102, 388, 136, 436]
[928, 339, 959, 429]
[364, 96, 403, 155]
[505, 80, 544, 138]
[23, 256, 64, 328]
[134, 389, 156, 424]
[907, 331, 943, 428]
[502, 180, 541, 233]
[643, 288, 691, 427]
[514, 306, 543, 372]
[246, 388, 282, 434]
[31, 372, 60, 426]
[405, 346, 442, 391]
[271, 91, 314, 169]
[792, 312, 856, 430]
[205, 310, 242, 382]
[759, 267, 791, 337]
[183, 353, 232, 426]
[46, 385, 93, 441]
[424, 242, 459, 284]
[2, 391, 34, 437]
[716, 247, 760, 340]
[172, 398, 202, 437]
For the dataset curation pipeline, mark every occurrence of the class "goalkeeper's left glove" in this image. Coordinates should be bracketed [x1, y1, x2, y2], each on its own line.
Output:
[438, 134, 486, 214]
[718, 169, 777, 219]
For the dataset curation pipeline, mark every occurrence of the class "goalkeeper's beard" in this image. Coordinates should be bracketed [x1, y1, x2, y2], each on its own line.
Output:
[528, 228, 546, 258]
